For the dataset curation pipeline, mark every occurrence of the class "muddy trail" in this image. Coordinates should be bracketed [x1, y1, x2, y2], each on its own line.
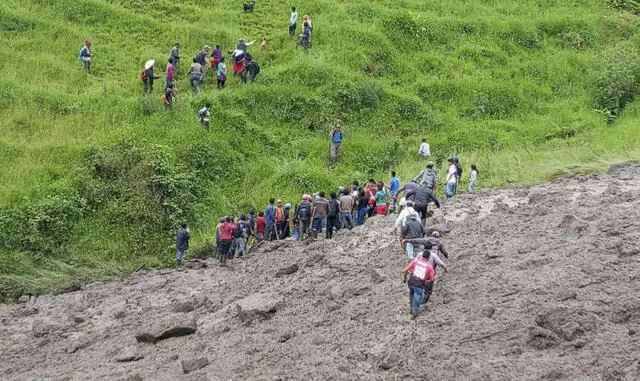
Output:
[2, 165, 640, 381]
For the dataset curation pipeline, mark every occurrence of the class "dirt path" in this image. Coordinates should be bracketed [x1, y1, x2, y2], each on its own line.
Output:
[1, 164, 639, 380]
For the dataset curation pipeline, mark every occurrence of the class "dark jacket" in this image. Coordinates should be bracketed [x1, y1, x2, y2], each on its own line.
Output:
[403, 219, 425, 239]
[176, 227, 190, 251]
[144, 68, 160, 83]
[429, 237, 449, 258]
[311, 197, 329, 218]
[406, 186, 440, 208]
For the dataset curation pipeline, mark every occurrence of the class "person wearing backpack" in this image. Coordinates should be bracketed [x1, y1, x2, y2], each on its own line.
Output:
[161, 84, 176, 110]
[78, 40, 93, 74]
[329, 124, 343, 164]
[141, 60, 160, 93]
[234, 215, 251, 258]
[414, 162, 439, 193]
[199, 102, 211, 128]
[295, 194, 313, 240]
[326, 192, 341, 239]
[310, 191, 329, 238]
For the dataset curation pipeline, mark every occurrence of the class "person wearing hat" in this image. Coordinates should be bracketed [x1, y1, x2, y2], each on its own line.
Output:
[142, 60, 160, 93]
[428, 231, 449, 259]
[329, 124, 343, 164]
[170, 42, 181, 69]
[78, 40, 93, 73]
[302, 14, 313, 31]
[289, 6, 298, 36]
[414, 162, 438, 192]
[445, 158, 458, 197]
[418, 138, 430, 158]
[236, 38, 255, 53]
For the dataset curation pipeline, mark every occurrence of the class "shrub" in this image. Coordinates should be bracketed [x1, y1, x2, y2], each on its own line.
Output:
[593, 44, 640, 122]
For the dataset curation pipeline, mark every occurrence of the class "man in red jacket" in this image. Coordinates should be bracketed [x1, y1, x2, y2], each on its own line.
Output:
[218, 217, 235, 266]
[255, 212, 266, 242]
[403, 255, 436, 320]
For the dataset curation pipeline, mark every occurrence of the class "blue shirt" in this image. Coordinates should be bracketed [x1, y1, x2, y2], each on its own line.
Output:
[331, 130, 343, 144]
[390, 177, 400, 196]
[265, 204, 275, 223]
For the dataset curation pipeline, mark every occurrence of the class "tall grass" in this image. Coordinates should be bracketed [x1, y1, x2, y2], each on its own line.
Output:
[1, 0, 640, 299]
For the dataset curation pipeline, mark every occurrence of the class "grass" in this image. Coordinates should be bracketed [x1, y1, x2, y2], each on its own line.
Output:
[1, 0, 640, 300]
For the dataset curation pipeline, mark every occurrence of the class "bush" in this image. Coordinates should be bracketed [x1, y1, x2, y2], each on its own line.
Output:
[593, 44, 640, 122]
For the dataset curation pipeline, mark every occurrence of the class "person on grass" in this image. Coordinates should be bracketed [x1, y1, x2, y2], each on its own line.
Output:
[199, 102, 211, 128]
[418, 138, 430, 158]
[165, 57, 176, 89]
[162, 84, 176, 109]
[217, 57, 227, 89]
[445, 158, 457, 197]
[414, 162, 438, 192]
[187, 58, 204, 93]
[170, 42, 181, 68]
[289, 7, 298, 36]
[329, 124, 343, 164]
[79, 40, 93, 73]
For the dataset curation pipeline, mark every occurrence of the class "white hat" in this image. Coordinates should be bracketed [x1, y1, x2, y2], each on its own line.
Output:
[144, 59, 155, 70]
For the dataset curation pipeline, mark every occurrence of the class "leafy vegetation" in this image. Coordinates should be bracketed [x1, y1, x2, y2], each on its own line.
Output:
[1, 0, 640, 300]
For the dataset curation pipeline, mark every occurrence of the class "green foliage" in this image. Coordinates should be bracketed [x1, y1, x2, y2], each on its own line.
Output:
[2, 0, 640, 299]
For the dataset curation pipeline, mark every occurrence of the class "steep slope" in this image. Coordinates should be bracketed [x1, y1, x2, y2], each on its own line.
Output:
[1, 164, 639, 380]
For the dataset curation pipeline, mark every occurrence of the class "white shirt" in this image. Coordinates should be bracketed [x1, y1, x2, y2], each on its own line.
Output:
[418, 142, 430, 157]
[394, 207, 417, 231]
[470, 170, 477, 182]
[290, 11, 298, 25]
[446, 165, 457, 184]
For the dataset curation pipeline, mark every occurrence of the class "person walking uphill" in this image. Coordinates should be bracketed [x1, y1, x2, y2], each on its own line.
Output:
[187, 58, 204, 93]
[403, 252, 436, 320]
[405, 183, 440, 227]
[176, 223, 190, 265]
[414, 162, 438, 192]
[330, 124, 343, 164]
[141, 60, 160, 93]
[403, 214, 425, 260]
[445, 158, 458, 198]
[165, 57, 176, 90]
[78, 40, 93, 74]
[170, 42, 181, 68]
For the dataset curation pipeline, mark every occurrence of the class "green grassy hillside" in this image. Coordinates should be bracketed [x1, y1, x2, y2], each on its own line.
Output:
[1, 0, 640, 299]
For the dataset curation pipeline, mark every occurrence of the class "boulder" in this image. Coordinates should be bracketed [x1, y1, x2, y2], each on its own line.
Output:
[135, 315, 197, 344]
[18, 295, 30, 304]
[236, 293, 284, 324]
[181, 357, 209, 374]
[275, 264, 299, 277]
[115, 347, 145, 362]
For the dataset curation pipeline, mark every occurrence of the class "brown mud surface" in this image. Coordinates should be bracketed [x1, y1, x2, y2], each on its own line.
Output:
[1, 164, 640, 380]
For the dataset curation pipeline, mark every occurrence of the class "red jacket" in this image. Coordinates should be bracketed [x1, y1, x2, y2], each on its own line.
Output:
[220, 222, 235, 240]
[256, 216, 266, 234]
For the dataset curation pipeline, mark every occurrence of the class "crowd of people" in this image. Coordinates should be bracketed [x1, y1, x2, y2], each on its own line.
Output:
[78, 5, 316, 110]
[176, 157, 479, 319]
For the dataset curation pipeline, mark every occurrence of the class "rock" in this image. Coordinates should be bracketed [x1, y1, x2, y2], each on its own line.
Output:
[74, 316, 86, 324]
[183, 259, 208, 269]
[14, 307, 39, 318]
[558, 290, 577, 301]
[181, 357, 209, 374]
[171, 301, 195, 313]
[481, 307, 496, 318]
[327, 286, 344, 300]
[278, 332, 294, 343]
[527, 327, 559, 350]
[628, 329, 636, 335]
[65, 335, 96, 354]
[275, 264, 299, 277]
[236, 293, 284, 324]
[116, 347, 145, 362]
[170, 354, 179, 361]
[18, 295, 30, 304]
[32, 320, 66, 338]
[125, 374, 144, 381]
[114, 310, 126, 319]
[370, 269, 385, 284]
[135, 316, 197, 343]
[305, 253, 325, 267]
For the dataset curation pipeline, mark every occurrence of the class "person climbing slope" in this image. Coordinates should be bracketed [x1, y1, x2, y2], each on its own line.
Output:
[403, 251, 436, 320]
[78, 40, 93, 74]
[165, 57, 176, 90]
[329, 124, 343, 164]
[405, 183, 440, 227]
[187, 58, 204, 93]
[402, 214, 425, 260]
[414, 162, 438, 192]
[141, 60, 160, 93]
[169, 42, 181, 68]
[289, 6, 298, 36]
[161, 84, 176, 109]
[217, 57, 227, 89]
[326, 192, 341, 239]
[199, 102, 211, 128]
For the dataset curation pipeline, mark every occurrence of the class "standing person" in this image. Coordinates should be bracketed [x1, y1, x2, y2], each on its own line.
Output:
[350, 182, 359, 223]
[218, 217, 234, 266]
[217, 57, 227, 89]
[187, 58, 204, 93]
[195, 45, 209, 68]
[289, 6, 298, 36]
[299, 21, 311, 51]
[210, 45, 222, 70]
[402, 215, 425, 260]
[406, 184, 440, 227]
[445, 158, 458, 198]
[418, 138, 430, 158]
[241, 55, 261, 83]
[161, 84, 176, 109]
[283, 203, 292, 238]
[339, 189, 355, 230]
[454, 156, 463, 193]
[329, 124, 343, 164]
[403, 250, 436, 320]
[303, 14, 313, 31]
[231, 50, 247, 78]
[170, 42, 181, 69]
[357, 189, 369, 225]
[234, 216, 250, 258]
[468, 164, 478, 193]
[295, 194, 313, 240]
[199, 102, 211, 128]
[389, 171, 400, 213]
[255, 212, 266, 242]
[310, 191, 329, 238]
[78, 40, 93, 74]
[215, 217, 224, 258]
[326, 192, 341, 239]
[141, 60, 160, 93]
[236, 38, 255, 53]
[375, 182, 389, 216]
[176, 223, 190, 265]
[165, 57, 176, 89]
[265, 198, 276, 240]
[275, 200, 285, 239]
[414, 162, 439, 193]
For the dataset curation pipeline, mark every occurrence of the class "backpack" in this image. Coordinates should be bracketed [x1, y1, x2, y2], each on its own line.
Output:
[78, 47, 85, 60]
[233, 222, 245, 238]
[139, 70, 148, 81]
[328, 199, 340, 218]
[298, 203, 311, 221]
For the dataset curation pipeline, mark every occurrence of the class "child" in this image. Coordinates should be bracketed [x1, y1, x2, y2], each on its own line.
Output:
[418, 138, 430, 158]
[468, 164, 478, 193]
[162, 84, 176, 109]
